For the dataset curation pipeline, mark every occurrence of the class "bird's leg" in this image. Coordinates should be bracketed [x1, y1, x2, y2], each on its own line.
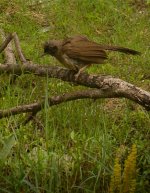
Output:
[75, 65, 89, 80]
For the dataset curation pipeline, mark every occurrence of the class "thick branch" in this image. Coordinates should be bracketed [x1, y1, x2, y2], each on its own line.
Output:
[0, 89, 123, 119]
[0, 62, 149, 110]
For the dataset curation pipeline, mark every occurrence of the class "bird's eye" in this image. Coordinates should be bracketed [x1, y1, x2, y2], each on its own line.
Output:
[48, 46, 57, 55]
[43, 44, 57, 56]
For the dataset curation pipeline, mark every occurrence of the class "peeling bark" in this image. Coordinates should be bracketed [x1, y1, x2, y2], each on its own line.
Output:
[0, 62, 149, 110]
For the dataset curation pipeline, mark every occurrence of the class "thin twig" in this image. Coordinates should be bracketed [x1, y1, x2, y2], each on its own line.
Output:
[0, 31, 14, 53]
[0, 30, 16, 65]
[0, 30, 18, 86]
[13, 32, 27, 63]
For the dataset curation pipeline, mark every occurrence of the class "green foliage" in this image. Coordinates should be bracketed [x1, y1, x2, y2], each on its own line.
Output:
[110, 144, 137, 193]
[0, 0, 150, 192]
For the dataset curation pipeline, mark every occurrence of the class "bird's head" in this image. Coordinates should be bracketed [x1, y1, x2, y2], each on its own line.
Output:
[43, 40, 61, 56]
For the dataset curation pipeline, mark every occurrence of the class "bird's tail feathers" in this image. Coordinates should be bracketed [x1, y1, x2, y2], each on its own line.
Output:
[101, 45, 141, 55]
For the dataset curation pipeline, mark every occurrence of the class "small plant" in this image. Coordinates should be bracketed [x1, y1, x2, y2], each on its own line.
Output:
[109, 144, 137, 193]
[109, 157, 121, 193]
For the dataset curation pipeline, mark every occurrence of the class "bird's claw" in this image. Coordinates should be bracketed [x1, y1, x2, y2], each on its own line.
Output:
[74, 72, 80, 81]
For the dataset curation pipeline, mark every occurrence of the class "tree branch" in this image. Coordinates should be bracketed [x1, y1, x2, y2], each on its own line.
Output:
[0, 30, 26, 64]
[0, 89, 129, 119]
[13, 32, 27, 63]
[0, 30, 16, 65]
[0, 31, 14, 53]
[0, 62, 149, 110]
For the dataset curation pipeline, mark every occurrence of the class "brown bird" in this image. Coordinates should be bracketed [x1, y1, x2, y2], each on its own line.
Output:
[43, 35, 140, 78]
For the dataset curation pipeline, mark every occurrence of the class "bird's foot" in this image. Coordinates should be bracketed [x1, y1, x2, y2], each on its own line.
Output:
[74, 66, 88, 81]
[75, 71, 81, 81]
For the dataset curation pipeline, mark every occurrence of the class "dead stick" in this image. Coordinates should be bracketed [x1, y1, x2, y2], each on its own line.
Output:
[0, 32, 14, 53]
[13, 32, 27, 63]
[0, 88, 149, 120]
[0, 89, 120, 119]
[0, 30, 16, 64]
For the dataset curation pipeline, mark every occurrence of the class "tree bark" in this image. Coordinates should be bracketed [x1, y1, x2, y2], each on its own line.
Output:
[0, 62, 149, 110]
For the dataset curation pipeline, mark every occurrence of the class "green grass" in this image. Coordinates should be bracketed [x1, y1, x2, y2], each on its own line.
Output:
[0, 0, 150, 192]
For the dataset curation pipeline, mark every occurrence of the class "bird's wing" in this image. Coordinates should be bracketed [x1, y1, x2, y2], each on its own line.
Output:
[62, 36, 108, 64]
